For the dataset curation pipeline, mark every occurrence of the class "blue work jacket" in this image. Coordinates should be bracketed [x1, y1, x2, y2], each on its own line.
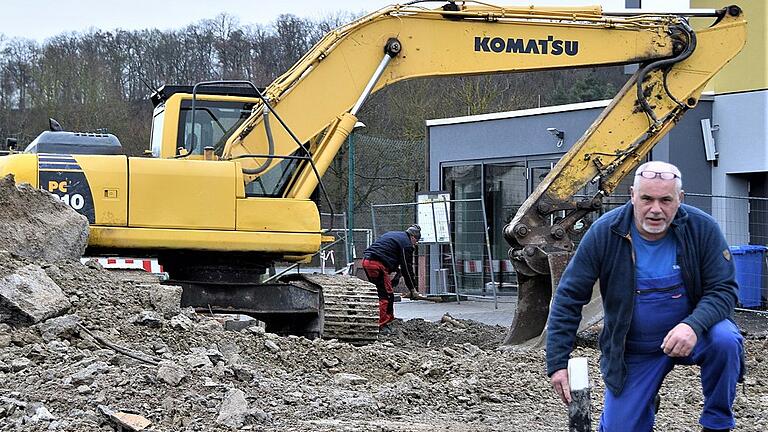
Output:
[546, 202, 738, 395]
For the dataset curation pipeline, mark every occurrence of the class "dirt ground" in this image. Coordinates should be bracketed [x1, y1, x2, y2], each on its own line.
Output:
[1, 253, 767, 431]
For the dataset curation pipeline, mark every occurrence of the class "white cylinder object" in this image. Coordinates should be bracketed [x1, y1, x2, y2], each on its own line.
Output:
[568, 357, 589, 391]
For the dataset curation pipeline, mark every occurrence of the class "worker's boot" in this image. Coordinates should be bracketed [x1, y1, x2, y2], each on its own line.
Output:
[409, 289, 422, 300]
[701, 428, 730, 432]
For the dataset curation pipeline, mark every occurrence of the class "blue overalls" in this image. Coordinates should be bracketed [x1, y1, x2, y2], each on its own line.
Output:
[599, 225, 744, 431]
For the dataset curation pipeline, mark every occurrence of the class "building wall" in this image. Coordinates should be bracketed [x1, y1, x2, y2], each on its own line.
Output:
[692, 0, 767, 94]
[428, 100, 713, 193]
[427, 102, 610, 191]
[710, 90, 768, 244]
[712, 91, 768, 177]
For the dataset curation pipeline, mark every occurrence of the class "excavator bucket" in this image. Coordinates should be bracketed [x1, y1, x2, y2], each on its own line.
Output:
[501, 252, 603, 347]
[502, 273, 552, 347]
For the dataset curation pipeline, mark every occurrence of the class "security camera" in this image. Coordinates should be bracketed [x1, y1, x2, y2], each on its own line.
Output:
[547, 128, 565, 140]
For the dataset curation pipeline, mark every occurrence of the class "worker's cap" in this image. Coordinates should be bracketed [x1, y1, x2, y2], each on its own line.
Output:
[406, 224, 421, 240]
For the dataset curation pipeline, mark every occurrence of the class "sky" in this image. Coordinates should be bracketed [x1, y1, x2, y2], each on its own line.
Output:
[2, 0, 687, 43]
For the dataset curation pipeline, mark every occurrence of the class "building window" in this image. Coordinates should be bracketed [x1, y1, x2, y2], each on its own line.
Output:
[443, 165, 484, 291]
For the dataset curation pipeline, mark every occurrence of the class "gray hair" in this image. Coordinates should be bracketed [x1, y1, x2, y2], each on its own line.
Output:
[633, 161, 683, 192]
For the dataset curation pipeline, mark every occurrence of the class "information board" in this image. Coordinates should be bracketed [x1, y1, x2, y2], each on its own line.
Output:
[416, 192, 451, 244]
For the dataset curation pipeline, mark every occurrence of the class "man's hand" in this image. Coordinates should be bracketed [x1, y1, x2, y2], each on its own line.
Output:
[661, 323, 697, 357]
[550, 369, 572, 405]
[408, 289, 423, 300]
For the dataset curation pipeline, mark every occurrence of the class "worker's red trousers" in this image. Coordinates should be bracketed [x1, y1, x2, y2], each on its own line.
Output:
[361, 258, 394, 327]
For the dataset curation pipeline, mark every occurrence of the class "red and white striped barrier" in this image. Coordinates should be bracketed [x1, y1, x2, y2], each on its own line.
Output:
[461, 260, 515, 273]
[492, 259, 515, 272]
[81, 257, 164, 274]
[463, 260, 483, 273]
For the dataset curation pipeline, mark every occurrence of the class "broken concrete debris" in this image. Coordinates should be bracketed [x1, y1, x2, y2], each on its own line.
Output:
[216, 388, 249, 428]
[0, 264, 71, 325]
[99, 405, 152, 431]
[148, 284, 182, 318]
[0, 174, 89, 262]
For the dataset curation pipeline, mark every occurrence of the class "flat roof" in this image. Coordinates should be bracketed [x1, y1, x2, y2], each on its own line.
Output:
[426, 100, 611, 127]
[426, 90, 717, 128]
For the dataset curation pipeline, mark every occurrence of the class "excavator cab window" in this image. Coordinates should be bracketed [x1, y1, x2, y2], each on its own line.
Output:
[177, 100, 254, 156]
[243, 149, 303, 198]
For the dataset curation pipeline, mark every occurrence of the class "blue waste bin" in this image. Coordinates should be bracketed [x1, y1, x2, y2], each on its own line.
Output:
[729, 245, 768, 308]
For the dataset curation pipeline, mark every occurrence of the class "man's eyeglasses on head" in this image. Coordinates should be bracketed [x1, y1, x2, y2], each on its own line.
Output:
[635, 171, 680, 180]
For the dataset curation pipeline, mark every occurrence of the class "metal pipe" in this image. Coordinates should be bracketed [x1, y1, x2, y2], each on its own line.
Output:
[371, 204, 379, 238]
[263, 236, 346, 283]
[603, 8, 718, 17]
[430, 200, 440, 295]
[479, 192, 498, 309]
[636, 21, 696, 127]
[347, 132, 356, 263]
[443, 197, 461, 304]
[735, 307, 768, 316]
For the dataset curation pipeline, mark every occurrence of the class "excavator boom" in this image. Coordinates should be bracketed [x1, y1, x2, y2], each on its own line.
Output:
[224, 3, 694, 197]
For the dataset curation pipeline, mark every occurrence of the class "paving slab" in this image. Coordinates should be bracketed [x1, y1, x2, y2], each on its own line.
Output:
[394, 297, 517, 327]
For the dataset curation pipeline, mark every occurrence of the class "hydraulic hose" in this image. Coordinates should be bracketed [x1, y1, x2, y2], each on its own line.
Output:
[636, 20, 697, 128]
[241, 103, 275, 175]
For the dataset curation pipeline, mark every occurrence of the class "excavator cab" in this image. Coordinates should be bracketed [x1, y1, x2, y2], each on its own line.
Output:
[148, 85, 259, 159]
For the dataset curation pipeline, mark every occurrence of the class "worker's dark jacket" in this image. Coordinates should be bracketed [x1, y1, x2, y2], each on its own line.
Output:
[364, 231, 416, 290]
[546, 203, 738, 395]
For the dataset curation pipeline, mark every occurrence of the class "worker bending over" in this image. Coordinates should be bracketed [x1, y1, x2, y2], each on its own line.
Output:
[362, 224, 421, 328]
[547, 161, 744, 432]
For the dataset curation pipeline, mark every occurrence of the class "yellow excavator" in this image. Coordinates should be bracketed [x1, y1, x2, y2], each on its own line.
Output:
[0, 2, 747, 345]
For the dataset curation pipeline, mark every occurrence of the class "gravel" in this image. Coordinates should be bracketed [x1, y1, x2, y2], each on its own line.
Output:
[0, 250, 766, 431]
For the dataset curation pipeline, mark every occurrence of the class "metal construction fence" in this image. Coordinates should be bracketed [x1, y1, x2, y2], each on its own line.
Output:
[371, 198, 499, 305]
[277, 213, 373, 275]
[363, 192, 768, 309]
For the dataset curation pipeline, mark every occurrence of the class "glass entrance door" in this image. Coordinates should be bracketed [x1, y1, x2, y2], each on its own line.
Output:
[484, 159, 557, 295]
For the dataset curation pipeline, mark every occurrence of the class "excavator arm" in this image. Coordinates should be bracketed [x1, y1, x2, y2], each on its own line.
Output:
[219, 2, 746, 345]
[502, 5, 746, 345]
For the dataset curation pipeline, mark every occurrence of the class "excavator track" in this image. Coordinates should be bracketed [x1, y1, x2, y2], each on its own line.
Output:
[297, 274, 380, 345]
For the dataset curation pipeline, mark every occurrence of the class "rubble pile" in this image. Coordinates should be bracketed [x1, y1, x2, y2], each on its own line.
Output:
[1, 179, 768, 431]
[0, 174, 89, 262]
[1, 253, 767, 431]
